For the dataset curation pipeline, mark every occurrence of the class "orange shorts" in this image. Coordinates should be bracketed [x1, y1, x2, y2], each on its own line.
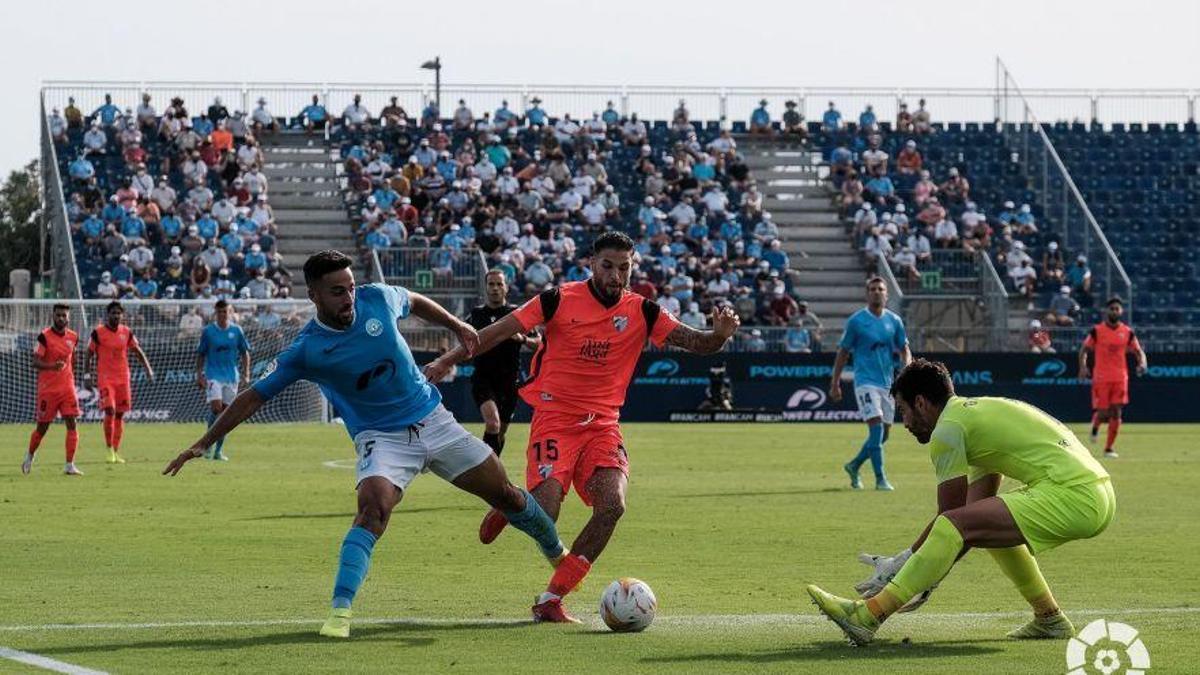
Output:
[1092, 380, 1129, 410]
[99, 380, 132, 413]
[37, 389, 80, 423]
[525, 410, 629, 506]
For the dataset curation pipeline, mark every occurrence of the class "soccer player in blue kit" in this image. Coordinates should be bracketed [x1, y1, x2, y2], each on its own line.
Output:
[828, 277, 911, 490]
[195, 299, 250, 461]
[164, 250, 566, 638]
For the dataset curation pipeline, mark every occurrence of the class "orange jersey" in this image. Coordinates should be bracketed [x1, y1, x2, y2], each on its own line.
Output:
[34, 327, 79, 394]
[1084, 321, 1141, 383]
[89, 323, 139, 384]
[512, 281, 680, 417]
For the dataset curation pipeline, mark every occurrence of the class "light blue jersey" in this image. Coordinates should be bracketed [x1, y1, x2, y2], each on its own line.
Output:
[197, 322, 250, 382]
[252, 284, 440, 438]
[838, 308, 908, 390]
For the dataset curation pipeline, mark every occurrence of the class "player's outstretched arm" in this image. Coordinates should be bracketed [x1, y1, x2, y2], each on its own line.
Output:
[424, 314, 525, 383]
[132, 342, 155, 381]
[663, 305, 740, 355]
[163, 388, 265, 476]
[1077, 341, 1091, 380]
[408, 291, 479, 357]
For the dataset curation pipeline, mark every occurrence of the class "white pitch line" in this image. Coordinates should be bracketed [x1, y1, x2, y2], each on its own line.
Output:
[0, 607, 1195, 633]
[0, 646, 109, 675]
[321, 459, 355, 469]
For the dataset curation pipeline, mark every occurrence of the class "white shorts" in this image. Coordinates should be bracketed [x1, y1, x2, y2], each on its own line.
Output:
[855, 385, 895, 424]
[206, 380, 237, 404]
[352, 403, 492, 491]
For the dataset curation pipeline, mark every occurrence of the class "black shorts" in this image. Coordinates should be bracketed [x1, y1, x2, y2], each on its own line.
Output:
[471, 377, 518, 424]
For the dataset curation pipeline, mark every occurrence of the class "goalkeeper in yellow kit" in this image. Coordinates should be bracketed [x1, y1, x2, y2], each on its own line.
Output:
[807, 358, 1115, 646]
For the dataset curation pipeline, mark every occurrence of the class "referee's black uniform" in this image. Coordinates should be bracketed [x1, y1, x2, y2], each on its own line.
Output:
[468, 303, 525, 454]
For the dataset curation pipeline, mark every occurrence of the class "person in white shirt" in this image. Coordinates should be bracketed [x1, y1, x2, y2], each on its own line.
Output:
[854, 203, 878, 233]
[236, 138, 263, 172]
[496, 167, 519, 197]
[753, 213, 779, 242]
[517, 225, 542, 257]
[554, 114, 581, 145]
[669, 198, 697, 227]
[862, 227, 893, 263]
[212, 197, 237, 226]
[907, 229, 932, 263]
[597, 185, 620, 218]
[960, 202, 984, 230]
[151, 178, 176, 211]
[532, 174, 556, 200]
[494, 214, 520, 244]
[892, 246, 920, 281]
[702, 185, 729, 216]
[934, 218, 959, 248]
[128, 239, 154, 273]
[343, 94, 371, 131]
[581, 200, 607, 227]
[656, 288, 681, 317]
[251, 98, 278, 135]
[706, 274, 732, 300]
[452, 99, 473, 130]
[136, 94, 157, 129]
[621, 115, 647, 145]
[586, 113, 606, 141]
[251, 195, 274, 229]
[571, 171, 596, 200]
[556, 188, 583, 214]
[83, 122, 107, 155]
[1006, 240, 1033, 274]
[893, 202, 910, 230]
[96, 272, 118, 299]
[131, 165, 153, 196]
[474, 155, 498, 184]
[48, 109, 67, 143]
[706, 130, 737, 156]
[243, 168, 268, 197]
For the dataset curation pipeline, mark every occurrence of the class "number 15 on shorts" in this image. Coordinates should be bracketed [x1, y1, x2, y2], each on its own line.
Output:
[358, 439, 375, 471]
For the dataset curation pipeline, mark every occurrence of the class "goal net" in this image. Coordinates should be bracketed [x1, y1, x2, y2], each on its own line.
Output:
[0, 299, 325, 424]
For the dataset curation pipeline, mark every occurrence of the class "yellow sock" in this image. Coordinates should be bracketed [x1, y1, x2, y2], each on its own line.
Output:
[880, 516, 964, 622]
[988, 545, 1060, 617]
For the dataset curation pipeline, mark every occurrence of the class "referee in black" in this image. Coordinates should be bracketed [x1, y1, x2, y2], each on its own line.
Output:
[468, 269, 540, 455]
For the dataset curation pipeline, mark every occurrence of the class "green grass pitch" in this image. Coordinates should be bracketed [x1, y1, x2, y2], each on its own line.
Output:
[1, 421, 1196, 673]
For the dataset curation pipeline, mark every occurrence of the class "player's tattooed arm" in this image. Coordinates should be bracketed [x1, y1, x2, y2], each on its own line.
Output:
[424, 314, 526, 383]
[663, 306, 740, 354]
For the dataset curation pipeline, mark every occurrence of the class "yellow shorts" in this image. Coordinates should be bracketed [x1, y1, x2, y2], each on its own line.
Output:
[999, 478, 1116, 555]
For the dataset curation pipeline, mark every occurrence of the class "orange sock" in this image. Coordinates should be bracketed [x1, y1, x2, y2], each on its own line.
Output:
[112, 418, 124, 451]
[547, 553, 591, 597]
[65, 430, 79, 463]
[28, 430, 44, 454]
[1105, 418, 1121, 450]
[103, 415, 114, 447]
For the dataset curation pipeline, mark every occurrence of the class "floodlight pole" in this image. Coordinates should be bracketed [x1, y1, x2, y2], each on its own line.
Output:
[421, 57, 442, 111]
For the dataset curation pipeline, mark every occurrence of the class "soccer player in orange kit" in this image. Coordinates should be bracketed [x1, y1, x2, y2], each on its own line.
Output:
[1079, 296, 1147, 458]
[23, 304, 83, 476]
[87, 301, 155, 464]
[423, 231, 740, 623]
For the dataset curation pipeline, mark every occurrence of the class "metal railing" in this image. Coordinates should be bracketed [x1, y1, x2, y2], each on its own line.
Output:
[43, 80, 1198, 129]
[997, 60, 1135, 323]
[873, 253, 905, 313]
[38, 92, 82, 300]
[979, 253, 1010, 350]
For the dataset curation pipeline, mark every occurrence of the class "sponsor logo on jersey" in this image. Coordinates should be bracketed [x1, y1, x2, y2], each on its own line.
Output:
[612, 315, 629, 333]
[578, 338, 611, 364]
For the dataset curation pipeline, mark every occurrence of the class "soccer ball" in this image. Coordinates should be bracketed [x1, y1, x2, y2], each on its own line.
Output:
[599, 578, 657, 632]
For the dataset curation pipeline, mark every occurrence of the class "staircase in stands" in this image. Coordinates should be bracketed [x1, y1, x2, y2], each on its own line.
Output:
[261, 130, 364, 295]
[738, 135, 866, 332]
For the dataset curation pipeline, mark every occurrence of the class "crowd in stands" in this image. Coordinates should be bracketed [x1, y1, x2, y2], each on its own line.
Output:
[817, 100, 1097, 348]
[329, 95, 814, 336]
[52, 93, 291, 302]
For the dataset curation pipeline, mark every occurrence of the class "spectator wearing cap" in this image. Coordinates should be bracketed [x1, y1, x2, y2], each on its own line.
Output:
[896, 140, 923, 175]
[912, 169, 938, 206]
[997, 200, 1018, 225]
[895, 102, 913, 133]
[1028, 319, 1055, 353]
[96, 271, 118, 299]
[766, 287, 799, 326]
[525, 97, 547, 127]
[1045, 285, 1080, 327]
[861, 135, 888, 174]
[134, 269, 159, 299]
[111, 254, 135, 291]
[298, 94, 330, 135]
[749, 100, 772, 135]
[1067, 254, 1092, 305]
[822, 101, 842, 131]
[912, 98, 932, 134]
[251, 97, 278, 135]
[1041, 241, 1065, 284]
[1009, 256, 1037, 304]
[214, 268, 237, 299]
[939, 167, 970, 205]
[858, 105, 878, 133]
[744, 328, 767, 352]
[762, 239, 789, 272]
[782, 100, 806, 139]
[1015, 203, 1038, 234]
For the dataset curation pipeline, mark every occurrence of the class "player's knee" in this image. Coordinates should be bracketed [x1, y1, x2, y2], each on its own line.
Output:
[484, 420, 502, 434]
[593, 499, 626, 524]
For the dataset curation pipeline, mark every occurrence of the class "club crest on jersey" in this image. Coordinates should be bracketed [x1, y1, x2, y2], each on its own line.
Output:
[612, 315, 629, 333]
[365, 318, 383, 337]
[538, 464, 553, 479]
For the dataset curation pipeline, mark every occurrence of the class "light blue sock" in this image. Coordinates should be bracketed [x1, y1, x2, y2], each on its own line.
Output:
[850, 424, 884, 472]
[502, 489, 563, 559]
[332, 526, 378, 609]
[869, 430, 886, 481]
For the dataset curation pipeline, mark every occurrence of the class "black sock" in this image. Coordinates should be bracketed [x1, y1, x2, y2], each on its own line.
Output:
[496, 433, 506, 455]
[483, 432, 501, 455]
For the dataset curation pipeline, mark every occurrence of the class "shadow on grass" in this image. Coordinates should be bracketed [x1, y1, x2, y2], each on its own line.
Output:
[30, 620, 533, 655]
[242, 505, 476, 521]
[641, 639, 1005, 664]
[671, 488, 845, 499]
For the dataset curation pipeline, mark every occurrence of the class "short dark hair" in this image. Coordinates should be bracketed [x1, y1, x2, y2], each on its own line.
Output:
[214, 299, 229, 310]
[106, 301, 123, 314]
[52, 303, 70, 312]
[866, 276, 886, 289]
[303, 250, 354, 285]
[1106, 296, 1124, 308]
[891, 358, 955, 407]
[592, 231, 634, 255]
